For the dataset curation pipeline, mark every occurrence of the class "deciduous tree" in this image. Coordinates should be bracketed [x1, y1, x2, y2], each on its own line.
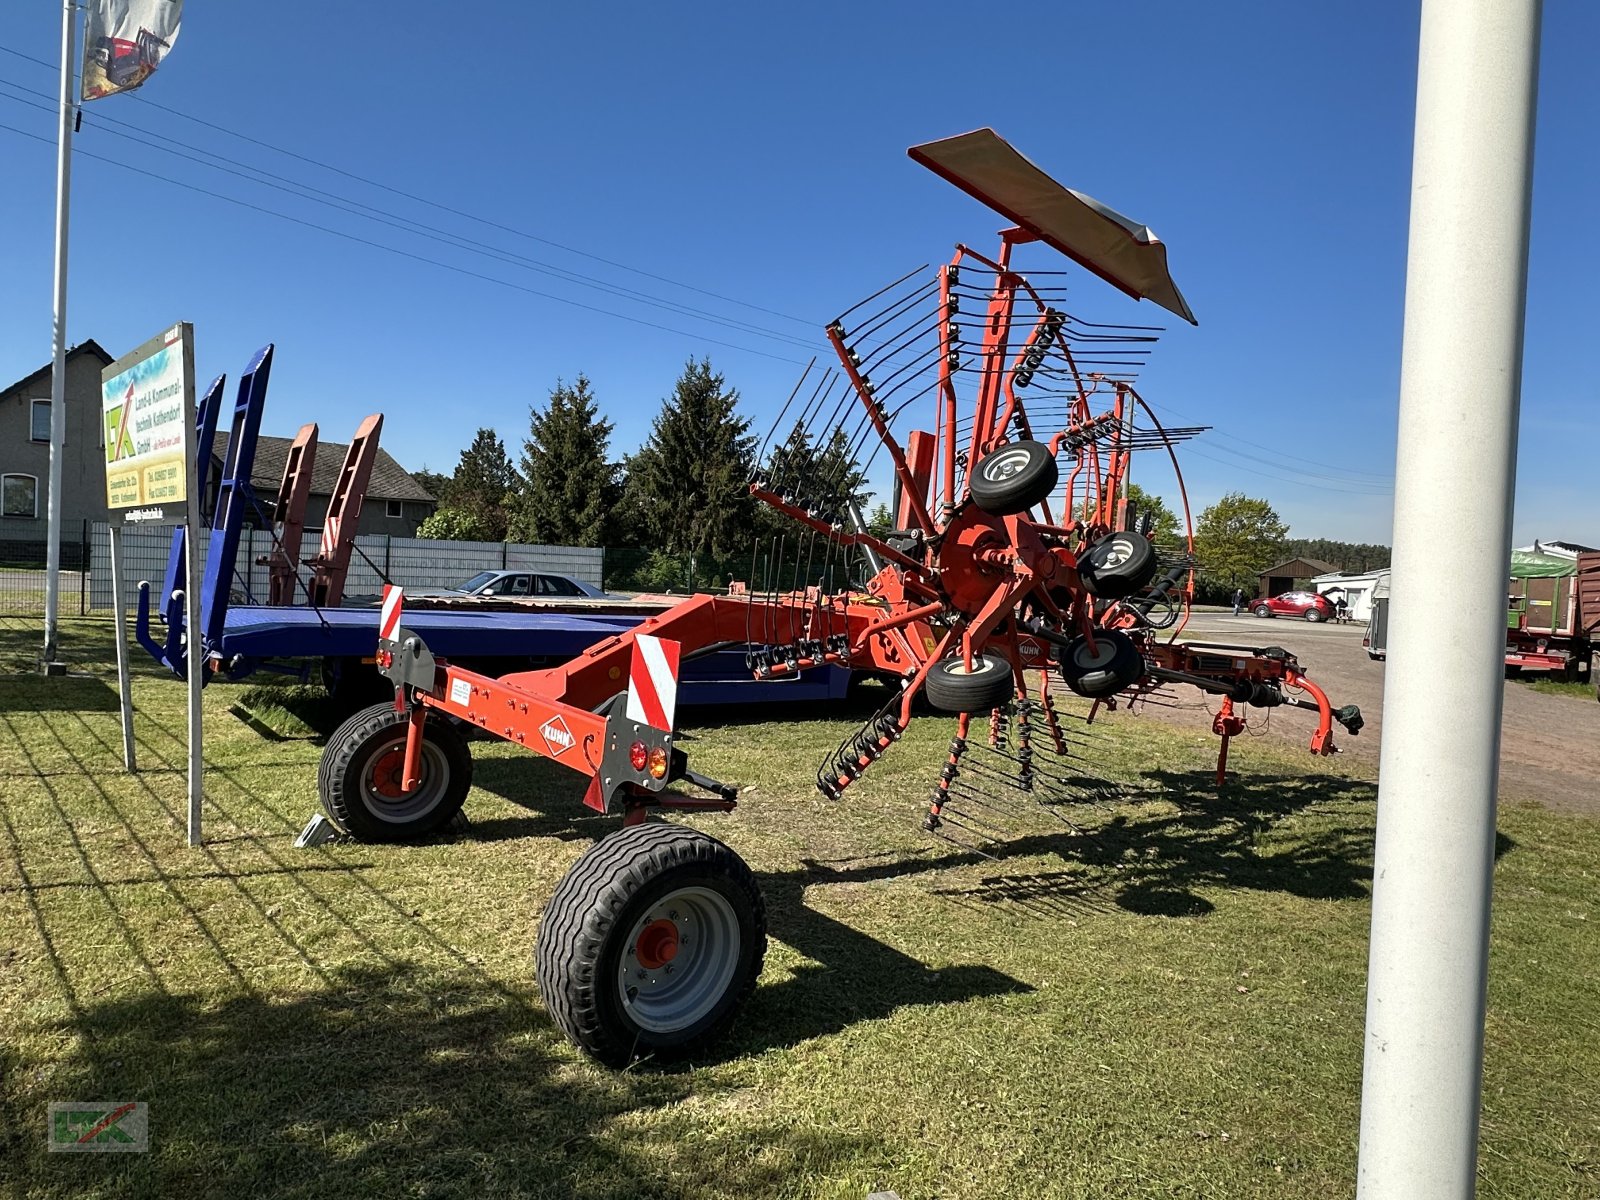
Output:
[1193, 491, 1289, 594]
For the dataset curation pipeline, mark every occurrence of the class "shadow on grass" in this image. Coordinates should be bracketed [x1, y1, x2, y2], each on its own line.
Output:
[0, 963, 876, 1198]
[0, 671, 122, 712]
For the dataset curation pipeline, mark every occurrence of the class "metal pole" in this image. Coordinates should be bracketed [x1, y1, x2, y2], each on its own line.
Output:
[1356, 2, 1542, 1197]
[42, 0, 76, 669]
[108, 523, 137, 771]
[185, 514, 202, 846]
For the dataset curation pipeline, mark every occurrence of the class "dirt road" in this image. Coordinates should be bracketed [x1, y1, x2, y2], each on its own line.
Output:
[1123, 612, 1600, 815]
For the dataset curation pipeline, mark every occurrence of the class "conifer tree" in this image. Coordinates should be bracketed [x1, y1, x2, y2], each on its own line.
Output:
[515, 375, 619, 546]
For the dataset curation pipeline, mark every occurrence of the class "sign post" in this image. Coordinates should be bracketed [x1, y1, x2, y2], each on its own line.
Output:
[101, 323, 201, 843]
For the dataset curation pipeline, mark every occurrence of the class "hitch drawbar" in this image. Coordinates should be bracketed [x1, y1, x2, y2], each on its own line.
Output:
[374, 585, 729, 817]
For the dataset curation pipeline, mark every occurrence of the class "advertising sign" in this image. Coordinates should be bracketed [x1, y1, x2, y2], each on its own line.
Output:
[102, 323, 195, 527]
[81, 0, 184, 101]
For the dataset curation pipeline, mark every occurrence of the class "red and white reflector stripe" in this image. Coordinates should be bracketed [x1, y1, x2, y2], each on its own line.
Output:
[379, 584, 404, 642]
[320, 514, 342, 559]
[626, 634, 680, 732]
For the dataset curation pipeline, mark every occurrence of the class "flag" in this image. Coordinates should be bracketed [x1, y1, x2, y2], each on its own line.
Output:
[81, 0, 184, 101]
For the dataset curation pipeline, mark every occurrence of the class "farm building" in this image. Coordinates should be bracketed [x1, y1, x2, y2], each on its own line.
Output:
[1256, 556, 1340, 599]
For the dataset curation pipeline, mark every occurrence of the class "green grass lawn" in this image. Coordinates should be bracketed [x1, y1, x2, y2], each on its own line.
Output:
[0, 616, 1596, 1198]
[1516, 676, 1596, 701]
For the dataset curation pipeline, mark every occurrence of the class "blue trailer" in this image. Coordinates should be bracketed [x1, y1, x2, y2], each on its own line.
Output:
[134, 345, 852, 708]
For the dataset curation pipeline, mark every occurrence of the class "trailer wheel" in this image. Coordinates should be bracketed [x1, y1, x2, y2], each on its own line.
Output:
[923, 653, 1016, 713]
[537, 823, 766, 1067]
[1078, 530, 1158, 600]
[319, 702, 472, 842]
[1059, 630, 1144, 698]
[968, 440, 1058, 516]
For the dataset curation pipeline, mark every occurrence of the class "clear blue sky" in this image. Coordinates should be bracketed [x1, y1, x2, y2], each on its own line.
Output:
[2, 2, 1595, 546]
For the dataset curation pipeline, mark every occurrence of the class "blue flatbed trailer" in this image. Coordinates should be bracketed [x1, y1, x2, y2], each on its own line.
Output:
[213, 602, 853, 705]
[135, 347, 854, 706]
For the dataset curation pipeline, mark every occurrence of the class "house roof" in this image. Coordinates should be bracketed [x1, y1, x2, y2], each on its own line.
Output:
[1258, 557, 1341, 577]
[0, 340, 113, 398]
[216, 433, 436, 502]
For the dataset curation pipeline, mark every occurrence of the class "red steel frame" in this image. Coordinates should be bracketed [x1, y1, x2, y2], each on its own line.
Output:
[377, 175, 1362, 822]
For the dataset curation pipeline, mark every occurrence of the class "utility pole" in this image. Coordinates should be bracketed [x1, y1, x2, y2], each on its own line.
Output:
[1356, 1, 1542, 1196]
[42, 0, 77, 673]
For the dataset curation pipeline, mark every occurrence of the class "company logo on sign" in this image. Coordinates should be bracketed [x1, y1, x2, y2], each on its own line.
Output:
[540, 716, 574, 756]
[48, 1102, 148, 1153]
[1019, 640, 1040, 660]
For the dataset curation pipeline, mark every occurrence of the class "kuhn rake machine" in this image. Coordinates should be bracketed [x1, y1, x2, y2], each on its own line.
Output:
[315, 129, 1360, 1066]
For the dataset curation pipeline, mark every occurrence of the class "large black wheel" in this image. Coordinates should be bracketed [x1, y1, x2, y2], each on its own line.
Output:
[536, 823, 767, 1067]
[318, 702, 473, 842]
[968, 440, 1058, 516]
[1058, 630, 1144, 698]
[1078, 530, 1158, 600]
[922, 653, 1016, 713]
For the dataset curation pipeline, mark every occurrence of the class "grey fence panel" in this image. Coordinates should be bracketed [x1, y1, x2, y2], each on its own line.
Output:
[88, 523, 606, 609]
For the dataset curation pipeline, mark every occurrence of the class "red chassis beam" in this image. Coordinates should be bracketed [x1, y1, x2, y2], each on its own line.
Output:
[380, 590, 951, 816]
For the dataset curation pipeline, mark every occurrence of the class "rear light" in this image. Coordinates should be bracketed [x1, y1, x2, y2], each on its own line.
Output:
[629, 741, 648, 771]
[376, 649, 393, 669]
[648, 746, 669, 780]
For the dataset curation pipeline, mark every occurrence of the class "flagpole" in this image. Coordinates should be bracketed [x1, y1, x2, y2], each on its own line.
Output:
[43, 0, 77, 673]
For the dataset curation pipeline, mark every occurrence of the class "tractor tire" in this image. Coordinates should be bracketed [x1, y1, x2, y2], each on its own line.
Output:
[968, 440, 1058, 516]
[922, 653, 1016, 713]
[536, 822, 766, 1068]
[318, 702, 473, 842]
[1077, 530, 1158, 600]
[1253, 604, 1274, 619]
[1058, 630, 1144, 698]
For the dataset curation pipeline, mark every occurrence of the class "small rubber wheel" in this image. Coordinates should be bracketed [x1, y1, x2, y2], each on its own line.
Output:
[1077, 530, 1159, 600]
[1253, 604, 1273, 619]
[968, 440, 1058, 516]
[318, 701, 472, 842]
[1058, 630, 1144, 698]
[922, 653, 1016, 713]
[536, 823, 767, 1067]
[1304, 608, 1324, 623]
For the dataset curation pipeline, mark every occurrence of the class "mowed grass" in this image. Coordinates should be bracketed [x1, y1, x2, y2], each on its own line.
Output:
[0, 616, 1596, 1199]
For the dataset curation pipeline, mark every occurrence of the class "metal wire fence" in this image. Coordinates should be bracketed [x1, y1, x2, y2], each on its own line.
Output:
[0, 524, 93, 616]
[81, 523, 605, 613]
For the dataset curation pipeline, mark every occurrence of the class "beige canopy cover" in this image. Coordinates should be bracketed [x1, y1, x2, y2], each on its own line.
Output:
[908, 128, 1196, 326]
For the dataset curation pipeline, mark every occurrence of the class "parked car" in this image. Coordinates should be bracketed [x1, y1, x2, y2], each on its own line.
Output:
[1252, 590, 1335, 622]
[420, 570, 613, 600]
[457, 570, 611, 599]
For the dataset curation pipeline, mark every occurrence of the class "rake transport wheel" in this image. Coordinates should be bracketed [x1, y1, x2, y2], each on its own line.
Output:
[968, 440, 1059, 516]
[537, 822, 767, 1067]
[923, 653, 1017, 714]
[1059, 630, 1144, 698]
[318, 702, 473, 842]
[1077, 530, 1158, 600]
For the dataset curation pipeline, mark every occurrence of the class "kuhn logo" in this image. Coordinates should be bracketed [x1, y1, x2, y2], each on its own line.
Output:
[1019, 640, 1040, 660]
[540, 716, 574, 756]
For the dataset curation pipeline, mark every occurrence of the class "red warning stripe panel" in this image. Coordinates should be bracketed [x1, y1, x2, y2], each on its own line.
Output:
[625, 634, 680, 731]
[379, 584, 404, 642]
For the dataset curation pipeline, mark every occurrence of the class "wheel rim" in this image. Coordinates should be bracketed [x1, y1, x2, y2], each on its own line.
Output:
[1096, 536, 1136, 569]
[1072, 639, 1118, 670]
[617, 886, 741, 1034]
[981, 446, 1032, 482]
[945, 656, 1000, 677]
[360, 737, 449, 822]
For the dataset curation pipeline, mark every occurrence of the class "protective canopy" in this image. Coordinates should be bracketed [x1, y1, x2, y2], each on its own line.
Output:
[909, 128, 1197, 325]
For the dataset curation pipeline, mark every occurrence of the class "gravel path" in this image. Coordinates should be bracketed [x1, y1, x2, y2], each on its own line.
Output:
[1121, 612, 1600, 816]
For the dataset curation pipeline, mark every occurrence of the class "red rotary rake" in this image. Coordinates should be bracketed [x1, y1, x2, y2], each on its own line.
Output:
[314, 129, 1361, 1066]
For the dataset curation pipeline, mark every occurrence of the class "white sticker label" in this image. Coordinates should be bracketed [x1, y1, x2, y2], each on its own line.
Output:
[449, 678, 471, 706]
